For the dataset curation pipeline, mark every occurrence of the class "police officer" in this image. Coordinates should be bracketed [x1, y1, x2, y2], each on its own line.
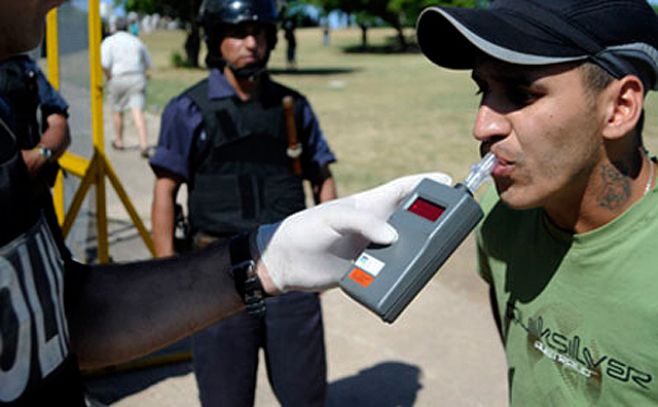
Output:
[0, 0, 450, 404]
[150, 0, 336, 405]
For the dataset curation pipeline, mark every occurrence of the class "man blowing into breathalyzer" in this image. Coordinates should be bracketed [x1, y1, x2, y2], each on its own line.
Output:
[416, 0, 658, 404]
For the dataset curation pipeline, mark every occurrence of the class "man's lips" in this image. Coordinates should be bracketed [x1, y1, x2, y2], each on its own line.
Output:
[480, 144, 514, 177]
[492, 157, 513, 178]
[239, 54, 258, 63]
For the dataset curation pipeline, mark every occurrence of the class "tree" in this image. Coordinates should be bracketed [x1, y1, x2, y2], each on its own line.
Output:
[308, 0, 481, 50]
[353, 11, 381, 50]
[123, 0, 203, 67]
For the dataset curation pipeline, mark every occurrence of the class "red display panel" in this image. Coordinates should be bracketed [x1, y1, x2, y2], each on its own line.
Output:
[407, 197, 445, 222]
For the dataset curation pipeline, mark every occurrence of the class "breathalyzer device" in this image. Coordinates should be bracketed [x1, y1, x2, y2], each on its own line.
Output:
[339, 153, 496, 323]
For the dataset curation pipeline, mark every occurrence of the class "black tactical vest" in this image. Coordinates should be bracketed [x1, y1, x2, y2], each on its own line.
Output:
[184, 77, 306, 236]
[0, 128, 40, 247]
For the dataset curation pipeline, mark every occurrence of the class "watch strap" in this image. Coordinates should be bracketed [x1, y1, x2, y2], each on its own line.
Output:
[229, 233, 268, 318]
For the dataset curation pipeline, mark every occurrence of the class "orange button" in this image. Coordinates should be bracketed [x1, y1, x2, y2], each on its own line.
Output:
[349, 268, 374, 288]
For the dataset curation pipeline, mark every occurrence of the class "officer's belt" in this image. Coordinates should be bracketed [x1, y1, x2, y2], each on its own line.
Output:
[193, 232, 230, 249]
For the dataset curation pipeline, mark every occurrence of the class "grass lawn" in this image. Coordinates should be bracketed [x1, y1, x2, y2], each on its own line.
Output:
[142, 27, 658, 196]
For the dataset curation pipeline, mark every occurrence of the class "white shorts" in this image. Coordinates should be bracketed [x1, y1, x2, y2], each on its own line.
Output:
[107, 74, 147, 112]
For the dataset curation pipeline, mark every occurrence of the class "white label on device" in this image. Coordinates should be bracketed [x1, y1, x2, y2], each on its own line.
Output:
[355, 253, 385, 276]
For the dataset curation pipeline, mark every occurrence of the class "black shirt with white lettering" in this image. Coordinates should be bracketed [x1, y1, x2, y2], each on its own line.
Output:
[0, 95, 86, 406]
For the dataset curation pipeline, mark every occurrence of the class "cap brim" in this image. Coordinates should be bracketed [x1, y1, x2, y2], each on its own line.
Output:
[417, 6, 587, 70]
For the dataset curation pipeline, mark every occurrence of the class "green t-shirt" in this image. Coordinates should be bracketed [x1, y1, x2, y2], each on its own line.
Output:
[477, 186, 658, 406]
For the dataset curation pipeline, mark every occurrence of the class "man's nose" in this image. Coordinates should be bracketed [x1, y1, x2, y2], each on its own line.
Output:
[473, 103, 512, 143]
[244, 34, 258, 48]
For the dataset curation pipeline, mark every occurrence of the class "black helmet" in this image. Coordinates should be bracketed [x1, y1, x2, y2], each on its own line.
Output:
[199, 0, 278, 28]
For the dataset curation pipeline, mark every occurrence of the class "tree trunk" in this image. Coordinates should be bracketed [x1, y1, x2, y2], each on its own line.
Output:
[392, 17, 407, 51]
[395, 25, 407, 51]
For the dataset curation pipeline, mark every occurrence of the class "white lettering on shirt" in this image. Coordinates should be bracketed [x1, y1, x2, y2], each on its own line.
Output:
[0, 218, 69, 402]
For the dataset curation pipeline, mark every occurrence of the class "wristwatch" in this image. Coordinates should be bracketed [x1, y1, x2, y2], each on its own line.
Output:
[37, 145, 54, 162]
[229, 232, 268, 318]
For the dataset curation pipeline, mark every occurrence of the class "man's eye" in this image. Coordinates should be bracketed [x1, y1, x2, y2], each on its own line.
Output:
[231, 28, 248, 38]
[224, 25, 265, 39]
[224, 26, 252, 38]
[507, 88, 537, 105]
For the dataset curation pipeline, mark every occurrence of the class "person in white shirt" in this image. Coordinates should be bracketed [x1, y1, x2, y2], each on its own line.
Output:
[101, 16, 152, 157]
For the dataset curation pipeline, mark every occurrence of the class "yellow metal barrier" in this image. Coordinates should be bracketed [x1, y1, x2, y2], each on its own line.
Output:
[46, 2, 185, 376]
[46, 4, 155, 261]
[47, 9, 66, 225]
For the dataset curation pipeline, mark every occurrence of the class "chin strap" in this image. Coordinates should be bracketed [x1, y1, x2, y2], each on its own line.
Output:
[228, 63, 268, 82]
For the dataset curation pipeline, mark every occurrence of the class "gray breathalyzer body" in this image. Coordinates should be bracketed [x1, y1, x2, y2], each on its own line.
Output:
[339, 180, 483, 323]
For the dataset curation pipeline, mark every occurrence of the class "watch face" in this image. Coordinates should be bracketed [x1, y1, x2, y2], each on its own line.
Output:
[39, 146, 53, 159]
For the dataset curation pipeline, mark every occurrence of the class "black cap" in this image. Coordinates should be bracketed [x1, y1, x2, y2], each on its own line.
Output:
[417, 0, 658, 90]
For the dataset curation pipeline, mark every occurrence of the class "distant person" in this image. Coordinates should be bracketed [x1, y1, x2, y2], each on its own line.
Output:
[128, 12, 140, 36]
[184, 24, 201, 68]
[283, 19, 297, 70]
[322, 20, 330, 47]
[151, 13, 162, 32]
[101, 16, 152, 158]
[150, 0, 336, 406]
[141, 14, 152, 34]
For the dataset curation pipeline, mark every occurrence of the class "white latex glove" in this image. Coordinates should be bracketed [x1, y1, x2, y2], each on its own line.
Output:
[255, 172, 452, 293]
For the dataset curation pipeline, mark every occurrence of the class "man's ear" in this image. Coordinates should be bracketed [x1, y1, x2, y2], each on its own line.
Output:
[601, 75, 644, 140]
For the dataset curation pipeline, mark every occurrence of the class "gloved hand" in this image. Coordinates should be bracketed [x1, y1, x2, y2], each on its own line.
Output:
[255, 172, 452, 293]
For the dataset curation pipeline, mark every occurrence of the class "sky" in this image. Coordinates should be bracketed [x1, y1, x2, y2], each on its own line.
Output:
[72, 0, 126, 17]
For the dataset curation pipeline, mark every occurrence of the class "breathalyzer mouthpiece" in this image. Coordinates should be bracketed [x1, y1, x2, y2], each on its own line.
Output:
[461, 152, 496, 195]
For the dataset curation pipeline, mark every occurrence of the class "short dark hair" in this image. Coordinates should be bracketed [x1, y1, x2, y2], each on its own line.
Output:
[115, 16, 128, 32]
[579, 62, 645, 141]
[580, 62, 614, 95]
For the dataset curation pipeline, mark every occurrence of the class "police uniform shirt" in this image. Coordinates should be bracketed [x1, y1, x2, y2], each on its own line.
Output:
[0, 56, 69, 150]
[21, 56, 69, 118]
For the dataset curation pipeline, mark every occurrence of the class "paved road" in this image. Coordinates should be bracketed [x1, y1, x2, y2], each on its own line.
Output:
[74, 108, 508, 406]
